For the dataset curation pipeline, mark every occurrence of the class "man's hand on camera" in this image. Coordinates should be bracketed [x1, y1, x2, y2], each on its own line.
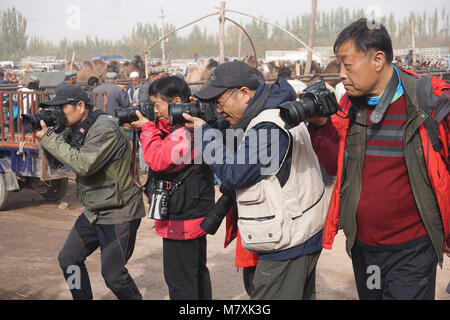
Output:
[35, 120, 51, 140]
[130, 110, 150, 129]
[182, 113, 206, 132]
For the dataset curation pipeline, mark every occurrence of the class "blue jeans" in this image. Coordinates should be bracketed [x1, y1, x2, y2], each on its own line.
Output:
[58, 213, 142, 300]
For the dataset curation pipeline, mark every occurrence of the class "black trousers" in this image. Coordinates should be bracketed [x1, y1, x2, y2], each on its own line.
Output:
[57, 213, 142, 300]
[351, 236, 438, 300]
[162, 236, 212, 300]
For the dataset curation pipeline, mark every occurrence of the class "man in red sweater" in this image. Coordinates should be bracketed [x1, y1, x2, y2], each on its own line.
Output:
[308, 18, 450, 299]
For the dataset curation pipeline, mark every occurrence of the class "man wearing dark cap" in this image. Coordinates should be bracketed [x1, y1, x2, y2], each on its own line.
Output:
[183, 61, 328, 299]
[149, 66, 166, 83]
[56, 70, 77, 90]
[34, 84, 145, 300]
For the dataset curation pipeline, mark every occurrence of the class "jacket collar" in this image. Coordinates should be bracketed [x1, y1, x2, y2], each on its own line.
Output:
[155, 118, 172, 134]
[397, 68, 420, 116]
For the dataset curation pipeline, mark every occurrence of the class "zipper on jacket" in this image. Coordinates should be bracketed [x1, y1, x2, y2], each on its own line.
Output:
[85, 183, 116, 192]
[239, 215, 275, 222]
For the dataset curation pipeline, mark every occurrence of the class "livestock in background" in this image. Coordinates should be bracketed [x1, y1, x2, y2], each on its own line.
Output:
[122, 55, 146, 79]
[322, 58, 340, 87]
[186, 58, 219, 90]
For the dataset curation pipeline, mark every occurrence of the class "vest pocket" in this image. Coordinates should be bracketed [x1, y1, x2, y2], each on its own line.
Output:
[237, 183, 286, 252]
[238, 216, 282, 252]
[237, 183, 265, 204]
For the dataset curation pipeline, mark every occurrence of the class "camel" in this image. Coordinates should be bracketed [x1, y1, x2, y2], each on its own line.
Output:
[69, 55, 147, 83]
[122, 55, 146, 79]
[186, 58, 219, 90]
[322, 58, 340, 87]
[77, 60, 100, 82]
[256, 59, 322, 80]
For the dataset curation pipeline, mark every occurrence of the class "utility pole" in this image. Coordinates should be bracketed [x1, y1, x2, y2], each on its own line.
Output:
[411, 17, 416, 67]
[70, 51, 75, 70]
[238, 28, 243, 59]
[305, 0, 317, 75]
[160, 7, 166, 68]
[219, 1, 226, 63]
[144, 39, 149, 79]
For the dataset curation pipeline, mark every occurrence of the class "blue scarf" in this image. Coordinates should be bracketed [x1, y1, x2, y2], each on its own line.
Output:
[367, 64, 404, 106]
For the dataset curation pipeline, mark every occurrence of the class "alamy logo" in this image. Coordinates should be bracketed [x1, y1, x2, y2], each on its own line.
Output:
[366, 265, 381, 290]
[169, 123, 281, 175]
[365, 5, 382, 30]
[66, 5, 81, 30]
[66, 265, 81, 290]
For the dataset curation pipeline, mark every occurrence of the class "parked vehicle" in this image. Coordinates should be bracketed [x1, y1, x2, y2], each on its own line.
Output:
[0, 90, 74, 210]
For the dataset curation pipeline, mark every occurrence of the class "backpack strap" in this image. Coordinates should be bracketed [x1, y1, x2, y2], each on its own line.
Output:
[434, 93, 450, 124]
[416, 76, 449, 153]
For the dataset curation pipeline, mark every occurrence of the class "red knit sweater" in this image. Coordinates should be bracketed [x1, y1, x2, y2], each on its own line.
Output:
[356, 96, 427, 246]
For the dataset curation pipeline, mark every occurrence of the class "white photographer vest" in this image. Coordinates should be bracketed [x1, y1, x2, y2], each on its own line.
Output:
[236, 109, 328, 253]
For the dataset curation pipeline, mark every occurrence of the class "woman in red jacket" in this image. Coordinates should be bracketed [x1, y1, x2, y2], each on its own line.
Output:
[130, 76, 215, 300]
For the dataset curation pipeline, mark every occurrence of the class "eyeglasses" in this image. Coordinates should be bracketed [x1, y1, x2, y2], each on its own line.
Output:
[215, 89, 238, 112]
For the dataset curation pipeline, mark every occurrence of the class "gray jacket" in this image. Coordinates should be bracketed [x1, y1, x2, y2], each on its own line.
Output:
[138, 79, 152, 104]
[93, 82, 129, 116]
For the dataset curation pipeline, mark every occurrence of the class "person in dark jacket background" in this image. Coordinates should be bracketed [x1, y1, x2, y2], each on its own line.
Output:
[84, 76, 99, 92]
[129, 75, 214, 300]
[93, 72, 129, 116]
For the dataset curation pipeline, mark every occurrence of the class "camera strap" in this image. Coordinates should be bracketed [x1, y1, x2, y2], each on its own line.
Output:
[130, 128, 146, 189]
[145, 165, 196, 198]
[367, 67, 400, 124]
[168, 165, 197, 196]
[70, 109, 105, 147]
[338, 66, 401, 128]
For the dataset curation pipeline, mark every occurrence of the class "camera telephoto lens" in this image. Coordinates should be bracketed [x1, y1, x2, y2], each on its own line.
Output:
[168, 100, 228, 129]
[115, 107, 138, 126]
[21, 109, 58, 134]
[200, 194, 235, 235]
[115, 101, 154, 126]
[278, 97, 317, 129]
[22, 114, 44, 134]
[278, 80, 339, 129]
[168, 102, 192, 126]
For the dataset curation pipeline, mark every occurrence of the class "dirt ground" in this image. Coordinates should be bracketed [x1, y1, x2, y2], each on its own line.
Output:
[0, 181, 448, 300]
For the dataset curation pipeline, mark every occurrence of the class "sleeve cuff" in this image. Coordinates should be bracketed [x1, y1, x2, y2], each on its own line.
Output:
[39, 129, 55, 147]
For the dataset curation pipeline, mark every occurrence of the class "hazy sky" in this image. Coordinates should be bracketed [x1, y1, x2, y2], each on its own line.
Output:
[2, 0, 449, 43]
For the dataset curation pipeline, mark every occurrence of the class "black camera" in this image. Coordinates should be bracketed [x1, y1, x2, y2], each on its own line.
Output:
[115, 101, 155, 126]
[278, 80, 339, 129]
[21, 106, 67, 134]
[168, 100, 229, 130]
[200, 194, 235, 235]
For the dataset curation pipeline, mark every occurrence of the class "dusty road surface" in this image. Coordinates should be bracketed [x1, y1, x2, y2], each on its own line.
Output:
[0, 181, 449, 300]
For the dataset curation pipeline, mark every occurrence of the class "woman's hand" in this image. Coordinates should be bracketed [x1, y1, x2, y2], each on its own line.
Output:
[182, 113, 206, 132]
[130, 110, 150, 129]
